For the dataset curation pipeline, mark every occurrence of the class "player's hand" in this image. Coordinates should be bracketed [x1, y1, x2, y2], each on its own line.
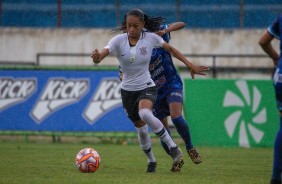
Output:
[119, 72, 123, 81]
[155, 30, 166, 37]
[190, 65, 210, 79]
[91, 49, 100, 64]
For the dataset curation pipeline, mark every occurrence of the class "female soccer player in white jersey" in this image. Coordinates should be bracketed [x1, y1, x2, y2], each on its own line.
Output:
[91, 9, 209, 173]
[118, 20, 203, 165]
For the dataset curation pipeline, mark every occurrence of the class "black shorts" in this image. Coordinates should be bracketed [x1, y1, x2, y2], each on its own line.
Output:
[121, 86, 157, 122]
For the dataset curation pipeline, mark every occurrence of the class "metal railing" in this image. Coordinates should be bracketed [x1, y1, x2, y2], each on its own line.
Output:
[34, 52, 273, 78]
[180, 54, 272, 78]
[0, 53, 273, 78]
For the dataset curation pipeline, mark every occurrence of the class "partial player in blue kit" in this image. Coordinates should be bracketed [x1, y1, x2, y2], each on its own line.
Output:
[259, 14, 282, 184]
[150, 23, 202, 164]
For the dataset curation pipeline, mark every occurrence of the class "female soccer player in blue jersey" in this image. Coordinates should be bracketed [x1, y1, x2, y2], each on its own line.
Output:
[150, 22, 202, 164]
[259, 14, 282, 184]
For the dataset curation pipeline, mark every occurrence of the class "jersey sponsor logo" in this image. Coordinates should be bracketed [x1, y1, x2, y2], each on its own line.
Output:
[171, 92, 182, 98]
[149, 55, 162, 71]
[30, 78, 89, 123]
[151, 49, 157, 57]
[83, 78, 121, 124]
[0, 77, 36, 111]
[223, 80, 266, 148]
[155, 76, 166, 87]
[139, 46, 147, 55]
[151, 66, 164, 78]
[273, 68, 282, 84]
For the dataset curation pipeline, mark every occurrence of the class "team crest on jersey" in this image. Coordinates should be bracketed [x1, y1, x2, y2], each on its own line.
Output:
[139, 47, 147, 55]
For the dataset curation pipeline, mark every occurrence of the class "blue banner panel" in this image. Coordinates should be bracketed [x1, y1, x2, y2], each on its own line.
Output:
[0, 70, 135, 132]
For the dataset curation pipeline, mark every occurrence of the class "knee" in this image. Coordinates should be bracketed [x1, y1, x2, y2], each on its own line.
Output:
[170, 110, 182, 119]
[134, 119, 146, 128]
[171, 112, 183, 119]
[139, 108, 152, 122]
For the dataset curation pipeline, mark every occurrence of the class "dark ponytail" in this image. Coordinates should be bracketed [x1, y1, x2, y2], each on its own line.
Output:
[112, 9, 165, 33]
[143, 14, 165, 32]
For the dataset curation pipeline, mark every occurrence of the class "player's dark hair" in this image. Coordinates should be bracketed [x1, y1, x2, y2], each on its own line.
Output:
[111, 9, 165, 33]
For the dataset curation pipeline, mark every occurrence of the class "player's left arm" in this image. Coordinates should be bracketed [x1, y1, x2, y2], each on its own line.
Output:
[259, 30, 279, 66]
[166, 22, 185, 33]
[162, 42, 209, 78]
[155, 22, 185, 37]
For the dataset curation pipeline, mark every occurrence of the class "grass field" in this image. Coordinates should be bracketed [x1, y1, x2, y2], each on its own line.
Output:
[0, 140, 273, 184]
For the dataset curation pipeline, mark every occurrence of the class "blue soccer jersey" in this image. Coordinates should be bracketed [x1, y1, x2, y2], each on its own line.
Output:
[268, 14, 282, 110]
[267, 14, 282, 183]
[149, 24, 183, 99]
[268, 14, 282, 68]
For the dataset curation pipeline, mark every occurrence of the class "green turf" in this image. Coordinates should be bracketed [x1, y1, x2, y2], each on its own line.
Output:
[0, 141, 273, 184]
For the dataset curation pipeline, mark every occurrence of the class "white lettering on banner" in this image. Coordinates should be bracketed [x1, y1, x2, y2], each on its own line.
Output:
[30, 78, 89, 124]
[83, 78, 121, 125]
[0, 78, 36, 111]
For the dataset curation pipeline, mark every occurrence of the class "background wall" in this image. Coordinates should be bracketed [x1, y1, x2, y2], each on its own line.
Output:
[0, 28, 278, 68]
[1, 0, 281, 76]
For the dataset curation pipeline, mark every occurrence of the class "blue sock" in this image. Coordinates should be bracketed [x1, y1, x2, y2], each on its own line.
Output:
[272, 117, 282, 181]
[172, 115, 193, 151]
[160, 128, 171, 155]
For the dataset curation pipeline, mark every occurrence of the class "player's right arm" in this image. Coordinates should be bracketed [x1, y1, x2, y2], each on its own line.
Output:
[259, 15, 280, 66]
[91, 48, 109, 64]
[259, 31, 279, 66]
[92, 34, 121, 64]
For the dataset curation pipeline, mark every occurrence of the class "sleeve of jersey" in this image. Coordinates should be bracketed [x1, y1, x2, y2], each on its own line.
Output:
[160, 24, 170, 43]
[267, 16, 280, 39]
[152, 34, 165, 48]
[104, 35, 119, 56]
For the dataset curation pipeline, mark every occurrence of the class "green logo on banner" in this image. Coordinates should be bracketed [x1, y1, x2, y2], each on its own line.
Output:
[184, 79, 279, 147]
[223, 80, 266, 148]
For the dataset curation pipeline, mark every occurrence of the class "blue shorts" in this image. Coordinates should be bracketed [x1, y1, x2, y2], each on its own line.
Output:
[153, 88, 183, 120]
